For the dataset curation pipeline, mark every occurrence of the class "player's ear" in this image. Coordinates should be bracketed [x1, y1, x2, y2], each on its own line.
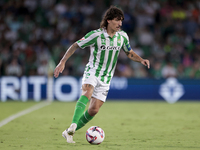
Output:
[107, 20, 111, 24]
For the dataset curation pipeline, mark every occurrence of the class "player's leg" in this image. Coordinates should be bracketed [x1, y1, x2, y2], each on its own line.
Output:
[62, 84, 94, 143]
[76, 79, 109, 131]
[76, 97, 104, 130]
[71, 84, 94, 125]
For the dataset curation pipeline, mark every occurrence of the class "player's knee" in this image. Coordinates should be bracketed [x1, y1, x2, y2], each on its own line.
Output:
[88, 107, 99, 116]
[81, 93, 92, 101]
[82, 89, 93, 100]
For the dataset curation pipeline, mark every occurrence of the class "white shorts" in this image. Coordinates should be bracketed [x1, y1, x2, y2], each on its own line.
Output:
[82, 73, 110, 102]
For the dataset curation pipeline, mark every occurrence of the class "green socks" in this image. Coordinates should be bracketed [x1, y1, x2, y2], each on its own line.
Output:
[71, 95, 94, 131]
[72, 95, 89, 124]
[76, 110, 94, 130]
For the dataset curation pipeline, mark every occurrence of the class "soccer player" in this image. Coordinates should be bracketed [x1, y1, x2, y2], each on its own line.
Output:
[54, 6, 150, 143]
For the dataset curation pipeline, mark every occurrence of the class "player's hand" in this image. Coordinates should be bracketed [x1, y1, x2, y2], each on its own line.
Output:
[141, 59, 150, 69]
[54, 62, 65, 78]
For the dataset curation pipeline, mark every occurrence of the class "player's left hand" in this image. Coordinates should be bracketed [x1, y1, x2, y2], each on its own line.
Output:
[141, 59, 150, 69]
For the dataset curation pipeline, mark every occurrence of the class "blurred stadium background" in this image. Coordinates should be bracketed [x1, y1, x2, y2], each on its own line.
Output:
[0, 0, 200, 102]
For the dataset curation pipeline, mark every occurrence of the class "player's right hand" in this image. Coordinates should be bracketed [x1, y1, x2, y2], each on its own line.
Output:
[54, 62, 65, 78]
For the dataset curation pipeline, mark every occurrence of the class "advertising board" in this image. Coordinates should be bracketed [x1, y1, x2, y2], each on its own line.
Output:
[0, 76, 199, 103]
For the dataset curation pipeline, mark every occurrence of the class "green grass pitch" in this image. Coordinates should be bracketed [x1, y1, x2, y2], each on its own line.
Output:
[0, 101, 200, 150]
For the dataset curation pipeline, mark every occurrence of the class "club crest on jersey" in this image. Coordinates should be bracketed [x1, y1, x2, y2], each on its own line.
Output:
[101, 39, 106, 45]
[117, 38, 121, 45]
[110, 41, 114, 46]
[100, 45, 120, 51]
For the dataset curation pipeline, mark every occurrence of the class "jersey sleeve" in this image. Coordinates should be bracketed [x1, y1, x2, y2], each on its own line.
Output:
[76, 30, 99, 49]
[121, 32, 132, 52]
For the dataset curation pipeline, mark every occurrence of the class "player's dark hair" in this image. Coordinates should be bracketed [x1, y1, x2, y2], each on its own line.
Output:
[100, 6, 124, 29]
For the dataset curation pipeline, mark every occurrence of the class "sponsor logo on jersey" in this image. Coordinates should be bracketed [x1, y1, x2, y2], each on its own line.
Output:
[100, 45, 120, 50]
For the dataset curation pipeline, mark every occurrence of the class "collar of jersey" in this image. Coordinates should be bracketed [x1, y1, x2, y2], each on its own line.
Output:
[103, 28, 119, 38]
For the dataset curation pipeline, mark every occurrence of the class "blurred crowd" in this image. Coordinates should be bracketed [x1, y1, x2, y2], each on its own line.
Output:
[0, 0, 200, 79]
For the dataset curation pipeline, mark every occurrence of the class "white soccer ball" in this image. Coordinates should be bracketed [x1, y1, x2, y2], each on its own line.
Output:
[86, 126, 105, 145]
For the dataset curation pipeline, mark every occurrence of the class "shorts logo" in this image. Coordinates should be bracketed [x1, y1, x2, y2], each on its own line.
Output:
[85, 73, 90, 79]
[102, 90, 108, 96]
[93, 93, 97, 96]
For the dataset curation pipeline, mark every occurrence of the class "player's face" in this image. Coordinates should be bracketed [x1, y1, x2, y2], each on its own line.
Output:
[107, 17, 122, 32]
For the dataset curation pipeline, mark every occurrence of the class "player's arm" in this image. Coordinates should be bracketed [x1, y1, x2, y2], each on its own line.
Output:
[54, 42, 79, 78]
[125, 49, 150, 69]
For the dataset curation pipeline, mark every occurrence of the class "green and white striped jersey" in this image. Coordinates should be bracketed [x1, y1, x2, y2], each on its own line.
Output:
[76, 28, 132, 84]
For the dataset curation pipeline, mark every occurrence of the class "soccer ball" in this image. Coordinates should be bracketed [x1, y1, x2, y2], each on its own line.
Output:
[86, 126, 105, 144]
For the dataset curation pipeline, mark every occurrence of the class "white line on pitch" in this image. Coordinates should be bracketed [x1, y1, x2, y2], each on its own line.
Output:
[0, 101, 51, 128]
